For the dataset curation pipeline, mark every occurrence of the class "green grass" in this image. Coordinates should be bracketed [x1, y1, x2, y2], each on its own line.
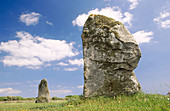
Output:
[0, 101, 66, 111]
[0, 93, 169, 111]
[0, 96, 35, 101]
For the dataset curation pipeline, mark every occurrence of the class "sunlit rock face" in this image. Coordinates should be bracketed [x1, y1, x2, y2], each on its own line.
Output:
[36, 79, 51, 103]
[81, 14, 141, 97]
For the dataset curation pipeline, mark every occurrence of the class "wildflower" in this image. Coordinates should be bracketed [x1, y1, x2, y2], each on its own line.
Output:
[167, 98, 169, 101]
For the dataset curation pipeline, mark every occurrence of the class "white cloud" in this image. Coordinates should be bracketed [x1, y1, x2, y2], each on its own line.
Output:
[160, 20, 170, 28]
[133, 30, 153, 44]
[122, 12, 133, 27]
[57, 85, 61, 88]
[26, 80, 40, 84]
[29, 85, 37, 87]
[64, 68, 78, 71]
[50, 89, 72, 94]
[45, 63, 51, 67]
[26, 66, 42, 70]
[78, 44, 82, 48]
[46, 20, 53, 25]
[0, 82, 22, 86]
[53, 67, 60, 70]
[72, 7, 133, 28]
[0, 31, 79, 69]
[127, 0, 139, 10]
[2, 57, 43, 67]
[153, 10, 170, 29]
[57, 62, 69, 66]
[0, 88, 22, 95]
[68, 58, 83, 66]
[56, 59, 83, 71]
[20, 12, 41, 26]
[77, 85, 83, 88]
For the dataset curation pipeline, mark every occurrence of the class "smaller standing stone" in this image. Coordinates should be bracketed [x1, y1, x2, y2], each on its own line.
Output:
[36, 79, 51, 103]
[167, 92, 170, 96]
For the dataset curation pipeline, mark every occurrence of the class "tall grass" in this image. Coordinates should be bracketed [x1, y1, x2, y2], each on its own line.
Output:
[0, 93, 169, 111]
[0, 96, 35, 101]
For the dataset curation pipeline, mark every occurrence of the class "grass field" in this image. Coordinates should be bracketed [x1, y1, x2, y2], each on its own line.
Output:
[0, 93, 169, 111]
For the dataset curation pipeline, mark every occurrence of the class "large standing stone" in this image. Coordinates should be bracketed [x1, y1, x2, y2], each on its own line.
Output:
[82, 14, 141, 97]
[36, 79, 51, 103]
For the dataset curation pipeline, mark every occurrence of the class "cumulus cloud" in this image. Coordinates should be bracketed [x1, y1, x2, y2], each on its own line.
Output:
[0, 88, 22, 95]
[72, 7, 133, 28]
[0, 82, 22, 86]
[57, 62, 69, 66]
[127, 0, 139, 10]
[44, 63, 51, 67]
[57, 85, 61, 88]
[29, 85, 37, 87]
[133, 30, 153, 44]
[153, 10, 170, 29]
[46, 20, 53, 25]
[20, 12, 41, 26]
[50, 89, 72, 94]
[26, 80, 40, 84]
[53, 67, 60, 70]
[77, 85, 83, 88]
[68, 59, 83, 66]
[0, 31, 79, 69]
[56, 59, 83, 71]
[26, 66, 42, 70]
[2, 57, 43, 67]
[64, 68, 78, 71]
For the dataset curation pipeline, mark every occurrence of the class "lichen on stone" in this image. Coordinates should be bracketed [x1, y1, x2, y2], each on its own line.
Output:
[82, 14, 141, 97]
[36, 79, 51, 103]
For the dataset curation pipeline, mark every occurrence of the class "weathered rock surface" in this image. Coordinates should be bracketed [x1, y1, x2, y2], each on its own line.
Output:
[36, 79, 51, 103]
[167, 92, 170, 96]
[82, 14, 141, 97]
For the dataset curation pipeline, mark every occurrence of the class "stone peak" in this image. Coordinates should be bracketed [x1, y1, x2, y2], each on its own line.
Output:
[41, 78, 47, 81]
[82, 14, 137, 44]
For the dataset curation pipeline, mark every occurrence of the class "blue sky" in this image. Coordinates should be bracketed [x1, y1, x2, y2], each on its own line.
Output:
[0, 0, 170, 98]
